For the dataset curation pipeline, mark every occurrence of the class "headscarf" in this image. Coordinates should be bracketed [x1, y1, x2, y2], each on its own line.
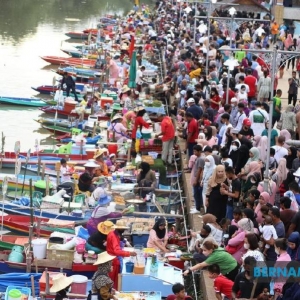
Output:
[93, 261, 113, 290]
[211, 126, 217, 137]
[248, 147, 260, 162]
[258, 136, 268, 162]
[202, 214, 221, 229]
[287, 232, 300, 261]
[235, 145, 250, 175]
[209, 164, 227, 188]
[243, 208, 258, 227]
[280, 129, 291, 149]
[285, 34, 293, 49]
[152, 217, 166, 239]
[139, 162, 151, 180]
[285, 104, 294, 113]
[286, 146, 297, 169]
[205, 126, 213, 141]
[247, 161, 262, 179]
[275, 158, 288, 187]
[260, 191, 271, 204]
[253, 136, 261, 148]
[237, 218, 254, 233]
[202, 155, 216, 183]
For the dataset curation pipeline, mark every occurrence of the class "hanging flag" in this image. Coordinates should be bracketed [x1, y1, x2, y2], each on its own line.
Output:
[128, 35, 135, 59]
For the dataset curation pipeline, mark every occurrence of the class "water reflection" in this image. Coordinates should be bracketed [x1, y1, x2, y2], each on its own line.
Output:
[0, 0, 148, 151]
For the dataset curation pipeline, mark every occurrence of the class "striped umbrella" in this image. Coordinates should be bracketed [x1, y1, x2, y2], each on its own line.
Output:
[128, 51, 137, 89]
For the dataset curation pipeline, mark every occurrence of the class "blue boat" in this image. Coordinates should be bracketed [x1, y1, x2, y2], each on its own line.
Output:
[0, 97, 47, 107]
[61, 135, 101, 144]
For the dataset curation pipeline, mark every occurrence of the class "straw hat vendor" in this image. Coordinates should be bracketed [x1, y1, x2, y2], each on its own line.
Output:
[147, 217, 169, 253]
[106, 220, 137, 289]
[86, 221, 114, 254]
[49, 274, 73, 300]
[119, 85, 133, 111]
[93, 149, 109, 176]
[78, 160, 98, 193]
[107, 114, 129, 143]
[86, 187, 129, 235]
[91, 252, 117, 300]
[110, 103, 123, 119]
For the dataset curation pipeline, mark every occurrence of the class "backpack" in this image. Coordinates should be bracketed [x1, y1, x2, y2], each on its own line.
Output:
[87, 273, 108, 300]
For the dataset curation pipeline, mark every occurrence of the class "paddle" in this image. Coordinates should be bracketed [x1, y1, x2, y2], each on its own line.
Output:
[14, 158, 21, 200]
[1, 176, 8, 236]
[21, 148, 31, 195]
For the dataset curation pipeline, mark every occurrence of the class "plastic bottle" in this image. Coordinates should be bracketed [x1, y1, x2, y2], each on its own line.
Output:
[150, 255, 158, 277]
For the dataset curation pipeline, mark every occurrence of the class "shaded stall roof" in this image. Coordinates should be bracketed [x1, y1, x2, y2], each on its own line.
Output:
[217, 0, 271, 12]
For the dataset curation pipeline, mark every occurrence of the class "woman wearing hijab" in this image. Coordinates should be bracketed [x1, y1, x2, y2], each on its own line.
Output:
[229, 141, 240, 168]
[137, 162, 157, 198]
[281, 106, 297, 138]
[147, 217, 169, 252]
[203, 126, 218, 147]
[226, 218, 255, 264]
[201, 214, 223, 245]
[257, 136, 268, 162]
[246, 162, 262, 180]
[205, 165, 228, 223]
[252, 136, 261, 148]
[285, 146, 297, 169]
[271, 158, 288, 188]
[285, 33, 294, 50]
[239, 147, 261, 179]
[287, 232, 300, 262]
[255, 191, 270, 224]
[201, 155, 216, 210]
[242, 208, 259, 229]
[91, 252, 116, 300]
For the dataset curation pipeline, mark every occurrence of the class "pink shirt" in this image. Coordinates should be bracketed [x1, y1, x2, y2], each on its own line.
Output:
[108, 59, 120, 79]
[228, 231, 247, 265]
[147, 229, 168, 249]
[274, 252, 291, 292]
[108, 123, 127, 139]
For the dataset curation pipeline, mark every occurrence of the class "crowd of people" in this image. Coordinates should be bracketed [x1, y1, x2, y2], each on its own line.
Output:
[147, 0, 300, 299]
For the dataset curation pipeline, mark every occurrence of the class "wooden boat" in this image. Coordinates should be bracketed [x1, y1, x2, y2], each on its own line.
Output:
[2, 215, 75, 237]
[1, 201, 87, 222]
[0, 252, 97, 278]
[0, 97, 47, 107]
[0, 235, 28, 251]
[31, 83, 85, 95]
[41, 56, 96, 67]
[57, 66, 100, 78]
[23, 166, 57, 177]
[41, 124, 86, 135]
[60, 135, 101, 145]
[35, 117, 85, 128]
[65, 31, 95, 39]
[39, 106, 109, 121]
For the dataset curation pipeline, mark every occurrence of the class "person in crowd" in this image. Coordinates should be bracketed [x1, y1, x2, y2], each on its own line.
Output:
[287, 231, 300, 262]
[136, 162, 157, 199]
[249, 101, 269, 136]
[60, 158, 72, 183]
[50, 274, 73, 300]
[131, 107, 150, 142]
[183, 239, 239, 281]
[78, 160, 99, 192]
[281, 104, 297, 136]
[242, 233, 265, 263]
[61, 72, 79, 101]
[166, 283, 193, 300]
[280, 197, 297, 235]
[201, 155, 216, 208]
[201, 214, 223, 245]
[107, 114, 128, 143]
[106, 220, 137, 289]
[94, 149, 109, 176]
[255, 192, 271, 224]
[285, 146, 297, 169]
[259, 215, 278, 257]
[147, 217, 169, 253]
[207, 264, 234, 300]
[273, 136, 289, 163]
[206, 165, 228, 223]
[271, 158, 288, 188]
[91, 252, 117, 300]
[232, 256, 269, 299]
[186, 112, 199, 158]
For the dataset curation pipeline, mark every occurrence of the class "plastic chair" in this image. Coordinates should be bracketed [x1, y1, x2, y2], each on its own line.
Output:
[74, 194, 85, 204]
[58, 142, 72, 154]
[71, 128, 81, 135]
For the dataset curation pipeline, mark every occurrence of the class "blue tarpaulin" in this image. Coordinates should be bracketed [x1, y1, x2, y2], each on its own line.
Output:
[0, 273, 41, 294]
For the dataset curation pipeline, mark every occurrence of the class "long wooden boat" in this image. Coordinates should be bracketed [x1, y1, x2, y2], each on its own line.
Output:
[65, 31, 94, 39]
[31, 83, 85, 95]
[39, 106, 109, 121]
[41, 56, 96, 67]
[0, 235, 28, 251]
[35, 117, 85, 128]
[41, 124, 82, 135]
[57, 66, 100, 78]
[0, 97, 47, 107]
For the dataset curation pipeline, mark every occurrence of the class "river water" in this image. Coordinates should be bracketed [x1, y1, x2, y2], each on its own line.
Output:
[0, 0, 140, 152]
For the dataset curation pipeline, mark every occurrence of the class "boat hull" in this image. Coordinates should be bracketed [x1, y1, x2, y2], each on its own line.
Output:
[41, 55, 96, 67]
[0, 97, 47, 107]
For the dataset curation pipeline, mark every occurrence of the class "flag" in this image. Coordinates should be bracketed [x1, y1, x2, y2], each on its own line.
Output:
[128, 35, 135, 59]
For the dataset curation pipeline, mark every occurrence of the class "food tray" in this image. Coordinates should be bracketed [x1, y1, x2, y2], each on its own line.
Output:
[5, 286, 31, 300]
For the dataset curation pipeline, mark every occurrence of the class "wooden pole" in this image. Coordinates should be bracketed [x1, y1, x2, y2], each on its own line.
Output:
[37, 157, 41, 177]
[55, 162, 60, 187]
[41, 163, 45, 180]
[31, 275, 36, 299]
[45, 175, 50, 196]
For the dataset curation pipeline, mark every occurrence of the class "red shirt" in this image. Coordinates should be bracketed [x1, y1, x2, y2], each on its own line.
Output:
[161, 116, 175, 142]
[214, 274, 234, 298]
[131, 116, 150, 139]
[106, 231, 131, 257]
[244, 75, 257, 97]
[210, 95, 221, 110]
[222, 89, 235, 105]
[187, 118, 199, 143]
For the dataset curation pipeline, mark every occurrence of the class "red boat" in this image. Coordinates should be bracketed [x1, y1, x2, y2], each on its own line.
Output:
[2, 215, 75, 237]
[39, 106, 109, 121]
[41, 56, 96, 67]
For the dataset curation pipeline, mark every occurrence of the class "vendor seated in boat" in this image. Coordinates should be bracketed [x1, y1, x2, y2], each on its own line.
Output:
[107, 114, 129, 143]
[78, 160, 98, 193]
[93, 149, 109, 176]
[86, 220, 114, 254]
[106, 153, 119, 172]
[86, 187, 129, 235]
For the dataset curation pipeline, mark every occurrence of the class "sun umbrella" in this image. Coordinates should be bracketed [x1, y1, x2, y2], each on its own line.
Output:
[128, 51, 137, 88]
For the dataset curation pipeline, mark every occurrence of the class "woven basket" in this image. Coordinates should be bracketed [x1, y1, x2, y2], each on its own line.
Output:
[46, 243, 74, 262]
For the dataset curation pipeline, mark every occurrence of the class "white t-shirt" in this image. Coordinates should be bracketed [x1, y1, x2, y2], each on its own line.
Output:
[249, 108, 269, 136]
[221, 123, 233, 147]
[136, 69, 143, 85]
[235, 112, 246, 131]
[60, 165, 71, 183]
[235, 83, 250, 93]
[272, 145, 288, 163]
